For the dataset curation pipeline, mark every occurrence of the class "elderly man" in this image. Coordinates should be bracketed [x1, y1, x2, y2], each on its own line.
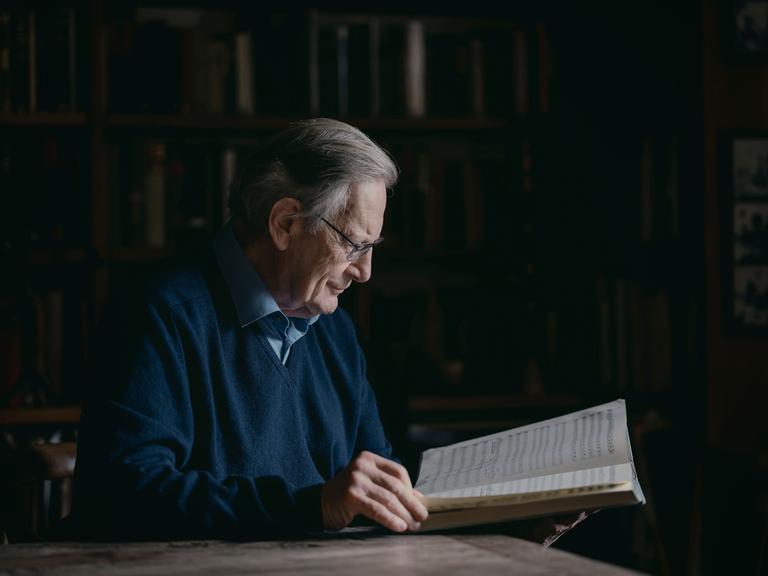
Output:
[73, 118, 428, 539]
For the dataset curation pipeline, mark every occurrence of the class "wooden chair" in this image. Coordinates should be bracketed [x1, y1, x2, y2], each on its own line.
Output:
[0, 441, 76, 543]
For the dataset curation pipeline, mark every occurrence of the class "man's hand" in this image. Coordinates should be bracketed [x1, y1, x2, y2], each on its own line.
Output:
[321, 451, 429, 532]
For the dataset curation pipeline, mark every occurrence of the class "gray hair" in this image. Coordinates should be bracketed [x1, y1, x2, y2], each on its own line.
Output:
[228, 118, 399, 236]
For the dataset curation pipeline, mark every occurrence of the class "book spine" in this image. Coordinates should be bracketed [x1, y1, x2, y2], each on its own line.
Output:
[179, 28, 196, 114]
[441, 158, 466, 250]
[11, 11, 30, 113]
[614, 279, 627, 392]
[206, 39, 231, 115]
[308, 11, 319, 115]
[470, 38, 484, 117]
[513, 28, 528, 116]
[67, 8, 76, 110]
[0, 12, 9, 113]
[640, 139, 654, 242]
[0, 310, 22, 403]
[537, 23, 551, 113]
[44, 291, 62, 399]
[378, 23, 405, 116]
[190, 29, 208, 114]
[144, 142, 166, 247]
[336, 25, 349, 117]
[463, 158, 482, 248]
[221, 147, 237, 225]
[108, 146, 122, 248]
[666, 138, 679, 236]
[28, 10, 35, 113]
[405, 20, 425, 118]
[234, 31, 254, 115]
[317, 25, 338, 116]
[369, 19, 380, 117]
[596, 277, 614, 390]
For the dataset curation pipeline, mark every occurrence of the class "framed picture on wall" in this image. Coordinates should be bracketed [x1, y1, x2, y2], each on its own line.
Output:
[724, 0, 768, 63]
[722, 135, 768, 335]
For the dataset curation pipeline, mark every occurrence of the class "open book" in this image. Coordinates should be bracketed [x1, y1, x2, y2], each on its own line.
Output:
[414, 399, 645, 531]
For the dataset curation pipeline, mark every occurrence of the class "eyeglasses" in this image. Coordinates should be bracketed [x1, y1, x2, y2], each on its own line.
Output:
[321, 217, 383, 261]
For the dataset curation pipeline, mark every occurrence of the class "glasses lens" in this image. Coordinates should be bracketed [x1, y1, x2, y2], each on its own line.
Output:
[347, 246, 369, 261]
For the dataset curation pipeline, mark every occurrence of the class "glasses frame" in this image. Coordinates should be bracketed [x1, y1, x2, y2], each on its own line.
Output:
[321, 217, 383, 261]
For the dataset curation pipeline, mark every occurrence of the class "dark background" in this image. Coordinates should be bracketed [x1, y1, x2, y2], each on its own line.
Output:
[0, 0, 766, 573]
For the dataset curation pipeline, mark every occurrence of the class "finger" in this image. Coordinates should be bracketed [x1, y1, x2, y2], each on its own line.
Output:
[355, 453, 428, 523]
[358, 493, 410, 532]
[370, 471, 429, 522]
[364, 452, 414, 489]
[366, 482, 421, 529]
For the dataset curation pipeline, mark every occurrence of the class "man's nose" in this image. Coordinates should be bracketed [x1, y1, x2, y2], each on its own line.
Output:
[347, 250, 373, 283]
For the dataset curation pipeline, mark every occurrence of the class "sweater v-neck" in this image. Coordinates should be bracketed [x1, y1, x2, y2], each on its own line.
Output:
[251, 320, 310, 386]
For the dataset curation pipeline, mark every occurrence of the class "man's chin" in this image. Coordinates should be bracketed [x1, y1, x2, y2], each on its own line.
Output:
[284, 297, 338, 318]
[316, 297, 339, 316]
[298, 297, 338, 318]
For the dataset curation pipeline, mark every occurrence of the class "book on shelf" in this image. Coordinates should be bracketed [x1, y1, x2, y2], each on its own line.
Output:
[378, 22, 406, 117]
[414, 398, 645, 531]
[109, 138, 262, 252]
[404, 20, 425, 118]
[234, 30, 254, 115]
[595, 277, 673, 393]
[640, 136, 680, 242]
[347, 23, 372, 117]
[144, 142, 167, 248]
[469, 37, 485, 117]
[426, 27, 471, 117]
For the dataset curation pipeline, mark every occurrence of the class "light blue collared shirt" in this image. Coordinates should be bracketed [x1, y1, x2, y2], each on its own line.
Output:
[214, 223, 319, 364]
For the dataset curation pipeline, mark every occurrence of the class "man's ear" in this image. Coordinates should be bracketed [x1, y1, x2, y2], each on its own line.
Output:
[269, 197, 302, 251]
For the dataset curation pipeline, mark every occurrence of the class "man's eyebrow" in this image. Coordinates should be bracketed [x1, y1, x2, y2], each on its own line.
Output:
[341, 222, 372, 244]
[358, 230, 382, 244]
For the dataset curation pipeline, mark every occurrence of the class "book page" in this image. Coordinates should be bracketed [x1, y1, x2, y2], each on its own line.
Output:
[415, 399, 631, 495]
[424, 462, 634, 499]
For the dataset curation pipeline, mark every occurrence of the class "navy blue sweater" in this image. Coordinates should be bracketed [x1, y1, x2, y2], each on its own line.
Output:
[72, 254, 392, 540]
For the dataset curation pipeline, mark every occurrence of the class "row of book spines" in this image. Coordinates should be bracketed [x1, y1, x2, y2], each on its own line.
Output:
[389, 152, 520, 252]
[108, 139, 257, 251]
[0, 291, 88, 407]
[596, 277, 673, 393]
[310, 18, 552, 119]
[351, 285, 564, 396]
[106, 9, 552, 118]
[108, 7, 309, 116]
[0, 9, 78, 114]
[350, 275, 676, 397]
[109, 14, 239, 116]
[105, 138, 534, 253]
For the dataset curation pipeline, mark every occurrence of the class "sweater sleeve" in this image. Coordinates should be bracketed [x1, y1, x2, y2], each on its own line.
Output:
[73, 296, 323, 541]
[354, 373, 394, 461]
[349, 326, 394, 462]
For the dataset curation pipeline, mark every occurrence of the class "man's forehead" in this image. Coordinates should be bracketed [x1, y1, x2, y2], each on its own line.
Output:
[341, 182, 386, 222]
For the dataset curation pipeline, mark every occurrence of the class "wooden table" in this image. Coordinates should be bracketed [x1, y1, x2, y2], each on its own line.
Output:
[0, 529, 644, 575]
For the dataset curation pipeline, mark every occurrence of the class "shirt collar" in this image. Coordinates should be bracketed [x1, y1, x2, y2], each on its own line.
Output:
[214, 222, 319, 328]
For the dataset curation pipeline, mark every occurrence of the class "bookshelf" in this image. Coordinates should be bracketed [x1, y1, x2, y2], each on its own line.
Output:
[0, 2, 702, 460]
[0, 406, 81, 427]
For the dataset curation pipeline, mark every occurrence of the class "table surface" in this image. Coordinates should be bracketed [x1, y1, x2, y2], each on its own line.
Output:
[0, 529, 645, 576]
